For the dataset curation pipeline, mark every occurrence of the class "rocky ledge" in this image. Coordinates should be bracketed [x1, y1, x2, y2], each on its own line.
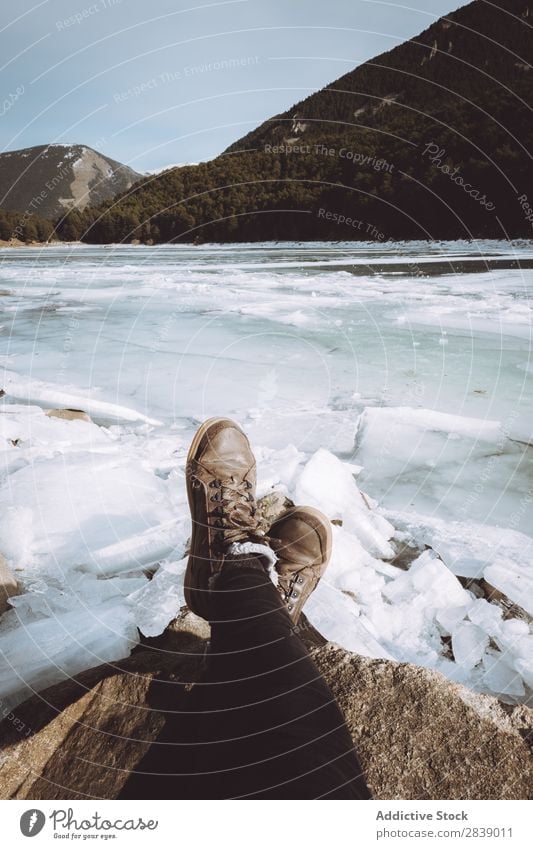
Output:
[0, 612, 531, 800]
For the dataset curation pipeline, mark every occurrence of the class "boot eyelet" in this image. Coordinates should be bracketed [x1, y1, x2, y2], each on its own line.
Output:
[297, 576, 304, 584]
[292, 592, 298, 599]
[287, 604, 293, 612]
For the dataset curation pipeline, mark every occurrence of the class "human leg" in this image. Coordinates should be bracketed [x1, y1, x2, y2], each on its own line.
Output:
[125, 417, 371, 800]
[192, 552, 371, 799]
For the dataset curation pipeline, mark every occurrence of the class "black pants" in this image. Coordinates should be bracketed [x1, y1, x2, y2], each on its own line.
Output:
[123, 556, 371, 800]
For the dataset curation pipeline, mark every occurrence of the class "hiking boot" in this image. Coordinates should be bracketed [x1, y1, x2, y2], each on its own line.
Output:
[270, 507, 332, 624]
[184, 417, 272, 620]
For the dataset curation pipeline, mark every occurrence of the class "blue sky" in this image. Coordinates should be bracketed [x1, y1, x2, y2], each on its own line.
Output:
[1, 0, 465, 172]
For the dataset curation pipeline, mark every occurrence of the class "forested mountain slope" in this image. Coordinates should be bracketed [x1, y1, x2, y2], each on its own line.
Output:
[59, 0, 533, 243]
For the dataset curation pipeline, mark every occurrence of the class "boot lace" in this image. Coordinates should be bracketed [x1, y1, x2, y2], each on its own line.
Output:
[201, 475, 271, 552]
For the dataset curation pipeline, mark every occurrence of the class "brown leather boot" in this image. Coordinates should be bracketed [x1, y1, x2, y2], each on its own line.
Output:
[270, 507, 332, 624]
[184, 417, 272, 620]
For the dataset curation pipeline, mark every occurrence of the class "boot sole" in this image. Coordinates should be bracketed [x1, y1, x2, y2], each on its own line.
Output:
[184, 416, 243, 618]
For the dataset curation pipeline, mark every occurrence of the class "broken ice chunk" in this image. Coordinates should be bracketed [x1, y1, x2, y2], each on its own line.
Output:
[513, 658, 533, 689]
[384, 550, 471, 608]
[0, 599, 139, 711]
[467, 598, 503, 634]
[85, 519, 186, 576]
[1, 369, 162, 426]
[484, 559, 533, 616]
[305, 580, 393, 660]
[495, 627, 533, 659]
[409, 551, 471, 605]
[326, 526, 388, 605]
[481, 649, 526, 697]
[388, 513, 533, 582]
[128, 558, 187, 637]
[436, 604, 471, 635]
[452, 622, 488, 670]
[500, 618, 529, 637]
[292, 448, 395, 559]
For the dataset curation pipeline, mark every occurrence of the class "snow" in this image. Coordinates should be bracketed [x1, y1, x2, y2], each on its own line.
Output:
[0, 241, 532, 709]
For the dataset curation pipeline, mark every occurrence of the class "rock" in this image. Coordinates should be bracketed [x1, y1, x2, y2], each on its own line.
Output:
[0, 618, 531, 800]
[312, 645, 532, 800]
[0, 552, 20, 616]
[0, 629, 206, 800]
[45, 408, 92, 422]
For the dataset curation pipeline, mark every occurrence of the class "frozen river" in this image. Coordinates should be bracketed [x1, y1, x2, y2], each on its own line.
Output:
[0, 241, 532, 707]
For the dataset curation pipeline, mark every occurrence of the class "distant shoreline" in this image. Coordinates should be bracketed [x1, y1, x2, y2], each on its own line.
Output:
[0, 239, 80, 248]
[2, 237, 533, 251]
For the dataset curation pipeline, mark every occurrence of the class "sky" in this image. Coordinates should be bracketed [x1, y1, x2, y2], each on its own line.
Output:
[1, 0, 466, 173]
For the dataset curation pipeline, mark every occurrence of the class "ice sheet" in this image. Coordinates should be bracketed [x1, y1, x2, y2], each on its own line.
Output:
[0, 242, 532, 707]
[355, 406, 531, 530]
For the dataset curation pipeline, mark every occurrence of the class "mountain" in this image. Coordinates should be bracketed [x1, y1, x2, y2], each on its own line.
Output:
[225, 0, 532, 157]
[60, 0, 533, 243]
[0, 144, 141, 222]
